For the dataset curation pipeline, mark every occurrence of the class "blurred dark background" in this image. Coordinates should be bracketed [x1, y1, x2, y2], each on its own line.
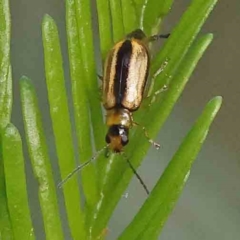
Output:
[10, 0, 240, 239]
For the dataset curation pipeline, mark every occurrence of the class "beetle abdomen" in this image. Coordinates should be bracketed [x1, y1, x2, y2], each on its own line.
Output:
[103, 38, 149, 111]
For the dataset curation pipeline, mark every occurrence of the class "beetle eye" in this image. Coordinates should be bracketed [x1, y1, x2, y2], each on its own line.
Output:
[121, 135, 129, 146]
[105, 134, 111, 144]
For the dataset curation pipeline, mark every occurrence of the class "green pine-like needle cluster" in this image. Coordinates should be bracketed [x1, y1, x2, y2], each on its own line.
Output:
[0, 0, 221, 239]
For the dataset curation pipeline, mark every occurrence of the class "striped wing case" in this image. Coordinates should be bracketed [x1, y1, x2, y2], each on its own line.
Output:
[102, 38, 150, 111]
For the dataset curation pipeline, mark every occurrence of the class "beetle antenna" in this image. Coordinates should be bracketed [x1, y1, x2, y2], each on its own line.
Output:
[58, 145, 109, 188]
[123, 153, 150, 195]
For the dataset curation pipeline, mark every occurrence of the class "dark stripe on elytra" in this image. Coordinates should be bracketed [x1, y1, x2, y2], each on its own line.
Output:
[114, 40, 132, 107]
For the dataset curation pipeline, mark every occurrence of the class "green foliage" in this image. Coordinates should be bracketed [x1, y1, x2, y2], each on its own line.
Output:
[20, 77, 64, 240]
[42, 16, 86, 239]
[0, 0, 221, 239]
[0, 0, 13, 239]
[2, 124, 35, 240]
[118, 96, 222, 240]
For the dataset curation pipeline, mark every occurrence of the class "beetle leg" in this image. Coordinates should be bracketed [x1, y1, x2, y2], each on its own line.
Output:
[149, 84, 168, 106]
[154, 84, 168, 96]
[98, 74, 104, 100]
[98, 86, 102, 101]
[98, 74, 103, 81]
[96, 227, 109, 239]
[97, 74, 103, 99]
[133, 122, 160, 150]
[144, 58, 169, 99]
[148, 33, 170, 42]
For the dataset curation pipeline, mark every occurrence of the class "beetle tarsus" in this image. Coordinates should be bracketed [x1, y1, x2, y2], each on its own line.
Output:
[149, 84, 168, 106]
[98, 74, 103, 81]
[154, 84, 168, 97]
[150, 140, 161, 150]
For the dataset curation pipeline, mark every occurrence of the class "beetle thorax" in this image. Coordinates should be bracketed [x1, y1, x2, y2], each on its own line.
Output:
[105, 108, 132, 152]
[106, 108, 132, 128]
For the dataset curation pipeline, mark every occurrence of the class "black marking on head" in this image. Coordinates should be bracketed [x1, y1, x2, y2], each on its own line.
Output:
[114, 40, 132, 107]
[108, 125, 129, 140]
[105, 125, 129, 152]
